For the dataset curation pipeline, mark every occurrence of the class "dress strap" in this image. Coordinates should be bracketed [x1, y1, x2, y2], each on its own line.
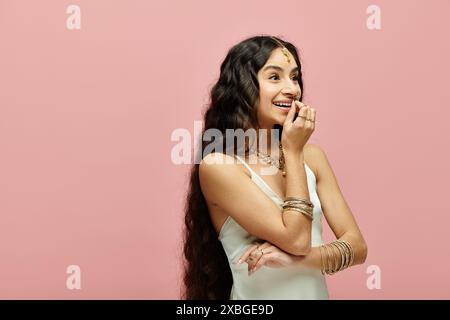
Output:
[234, 155, 254, 177]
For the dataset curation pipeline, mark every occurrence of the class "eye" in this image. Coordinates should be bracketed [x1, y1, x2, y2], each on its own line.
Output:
[269, 74, 299, 81]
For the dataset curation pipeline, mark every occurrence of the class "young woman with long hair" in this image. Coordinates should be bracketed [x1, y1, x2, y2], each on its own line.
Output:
[182, 35, 367, 299]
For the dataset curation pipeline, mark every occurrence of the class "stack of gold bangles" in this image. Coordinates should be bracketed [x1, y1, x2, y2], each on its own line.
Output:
[282, 197, 314, 220]
[319, 239, 354, 275]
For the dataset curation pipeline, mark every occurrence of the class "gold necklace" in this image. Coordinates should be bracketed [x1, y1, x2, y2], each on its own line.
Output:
[255, 143, 286, 176]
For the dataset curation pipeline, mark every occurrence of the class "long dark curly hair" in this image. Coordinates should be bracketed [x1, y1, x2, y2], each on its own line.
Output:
[182, 35, 304, 299]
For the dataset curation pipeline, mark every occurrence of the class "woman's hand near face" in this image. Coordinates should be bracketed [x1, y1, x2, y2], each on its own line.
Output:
[281, 101, 316, 154]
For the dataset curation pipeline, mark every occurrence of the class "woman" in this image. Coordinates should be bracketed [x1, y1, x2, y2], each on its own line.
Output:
[182, 35, 367, 299]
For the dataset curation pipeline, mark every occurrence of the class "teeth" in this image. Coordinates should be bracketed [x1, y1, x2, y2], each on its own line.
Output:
[273, 102, 292, 107]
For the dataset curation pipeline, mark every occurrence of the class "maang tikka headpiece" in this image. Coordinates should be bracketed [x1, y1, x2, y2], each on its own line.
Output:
[270, 36, 292, 63]
[270, 37, 300, 101]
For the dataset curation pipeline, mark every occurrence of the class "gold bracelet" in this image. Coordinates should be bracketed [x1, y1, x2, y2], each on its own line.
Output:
[334, 240, 351, 270]
[321, 244, 328, 274]
[331, 241, 347, 271]
[284, 196, 313, 205]
[321, 240, 355, 275]
[329, 242, 342, 273]
[330, 243, 340, 275]
[282, 202, 312, 208]
[284, 197, 310, 202]
[337, 239, 354, 267]
[319, 245, 326, 275]
[282, 202, 313, 212]
[323, 243, 334, 275]
[283, 204, 314, 213]
[339, 240, 352, 269]
[282, 207, 313, 220]
[283, 199, 314, 208]
[282, 204, 314, 216]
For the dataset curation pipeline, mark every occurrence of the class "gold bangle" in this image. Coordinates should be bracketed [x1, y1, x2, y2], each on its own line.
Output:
[331, 241, 347, 271]
[340, 240, 352, 269]
[283, 197, 313, 202]
[338, 240, 353, 267]
[319, 245, 326, 275]
[336, 239, 353, 268]
[283, 199, 314, 209]
[329, 242, 343, 272]
[339, 239, 355, 267]
[322, 240, 355, 275]
[282, 204, 313, 216]
[283, 201, 314, 208]
[330, 243, 340, 274]
[283, 203, 314, 211]
[282, 207, 313, 220]
[282, 202, 314, 214]
[322, 244, 329, 274]
[323, 243, 334, 275]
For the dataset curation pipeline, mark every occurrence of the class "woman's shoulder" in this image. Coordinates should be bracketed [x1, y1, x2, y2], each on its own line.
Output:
[303, 143, 327, 180]
[199, 152, 251, 179]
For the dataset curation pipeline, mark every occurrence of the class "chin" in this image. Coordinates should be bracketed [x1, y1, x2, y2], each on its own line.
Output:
[269, 116, 284, 128]
[275, 112, 288, 123]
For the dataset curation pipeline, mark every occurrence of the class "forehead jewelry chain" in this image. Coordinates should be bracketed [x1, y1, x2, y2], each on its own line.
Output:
[281, 47, 291, 63]
[270, 36, 291, 63]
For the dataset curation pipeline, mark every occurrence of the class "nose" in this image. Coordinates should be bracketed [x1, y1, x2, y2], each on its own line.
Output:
[281, 83, 300, 100]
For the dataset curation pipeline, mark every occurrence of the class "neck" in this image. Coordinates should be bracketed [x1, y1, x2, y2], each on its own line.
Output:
[255, 127, 280, 157]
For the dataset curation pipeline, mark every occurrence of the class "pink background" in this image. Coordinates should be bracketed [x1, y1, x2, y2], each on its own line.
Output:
[1, 0, 449, 299]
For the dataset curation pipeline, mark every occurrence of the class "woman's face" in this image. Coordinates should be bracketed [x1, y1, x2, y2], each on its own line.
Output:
[256, 47, 301, 129]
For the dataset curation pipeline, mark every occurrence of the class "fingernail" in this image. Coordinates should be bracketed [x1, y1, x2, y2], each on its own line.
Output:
[238, 259, 243, 264]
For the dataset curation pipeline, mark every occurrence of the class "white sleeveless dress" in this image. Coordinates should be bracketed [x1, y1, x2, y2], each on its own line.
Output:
[218, 155, 329, 300]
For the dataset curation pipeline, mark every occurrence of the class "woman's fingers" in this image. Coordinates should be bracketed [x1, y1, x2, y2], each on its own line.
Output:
[285, 100, 298, 124]
[294, 102, 312, 128]
[237, 241, 290, 275]
[283, 101, 317, 153]
[250, 243, 271, 266]
[309, 108, 316, 127]
[296, 103, 316, 132]
[256, 241, 272, 252]
[238, 242, 279, 275]
[307, 106, 313, 127]
[294, 101, 308, 124]
[249, 253, 272, 275]
[309, 108, 316, 122]
[248, 244, 276, 275]
[238, 241, 270, 264]
[237, 243, 259, 264]
[304, 106, 312, 130]
[247, 247, 264, 269]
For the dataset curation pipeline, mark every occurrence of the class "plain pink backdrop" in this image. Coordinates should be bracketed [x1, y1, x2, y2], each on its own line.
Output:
[1, 0, 449, 299]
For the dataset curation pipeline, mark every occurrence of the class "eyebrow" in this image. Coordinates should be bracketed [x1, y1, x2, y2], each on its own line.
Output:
[262, 65, 299, 73]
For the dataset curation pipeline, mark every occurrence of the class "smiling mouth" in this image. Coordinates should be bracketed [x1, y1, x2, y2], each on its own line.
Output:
[272, 102, 292, 108]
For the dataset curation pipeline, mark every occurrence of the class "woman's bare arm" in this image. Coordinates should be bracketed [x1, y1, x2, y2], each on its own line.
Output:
[238, 144, 367, 272]
[295, 144, 368, 268]
[200, 151, 312, 256]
